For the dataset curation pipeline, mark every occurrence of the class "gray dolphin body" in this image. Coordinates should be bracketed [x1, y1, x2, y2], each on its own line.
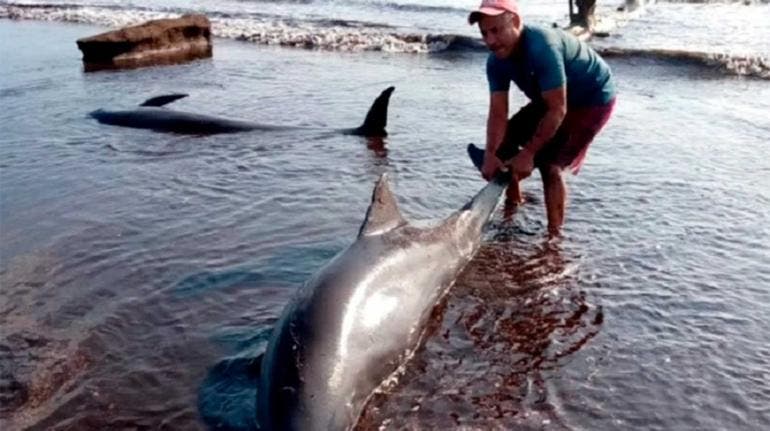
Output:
[256, 173, 507, 430]
[89, 87, 395, 137]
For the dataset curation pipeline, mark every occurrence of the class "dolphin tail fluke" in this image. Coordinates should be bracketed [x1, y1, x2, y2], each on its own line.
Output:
[467, 144, 511, 184]
[139, 93, 189, 107]
[353, 86, 395, 138]
[467, 143, 485, 172]
[359, 173, 407, 237]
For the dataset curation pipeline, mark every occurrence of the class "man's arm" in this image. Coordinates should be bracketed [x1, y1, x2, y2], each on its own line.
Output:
[482, 90, 509, 180]
[508, 85, 567, 178]
[525, 86, 567, 154]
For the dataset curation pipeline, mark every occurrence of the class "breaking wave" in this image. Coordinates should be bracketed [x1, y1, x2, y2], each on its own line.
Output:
[371, 1, 468, 14]
[233, 0, 468, 13]
[0, 2, 472, 53]
[1, 2, 767, 77]
[596, 47, 770, 79]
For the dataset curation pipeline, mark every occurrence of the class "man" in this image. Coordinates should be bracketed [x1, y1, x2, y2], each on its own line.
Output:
[469, 0, 616, 236]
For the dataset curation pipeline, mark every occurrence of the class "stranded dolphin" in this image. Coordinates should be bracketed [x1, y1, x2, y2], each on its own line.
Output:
[89, 86, 395, 136]
[256, 172, 508, 430]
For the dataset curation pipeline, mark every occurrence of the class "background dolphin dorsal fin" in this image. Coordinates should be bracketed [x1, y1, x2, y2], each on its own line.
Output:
[140, 93, 189, 107]
[353, 86, 395, 137]
[358, 174, 406, 237]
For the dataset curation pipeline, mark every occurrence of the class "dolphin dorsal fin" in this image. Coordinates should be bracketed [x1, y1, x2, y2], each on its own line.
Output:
[140, 94, 189, 107]
[353, 86, 395, 138]
[358, 174, 406, 237]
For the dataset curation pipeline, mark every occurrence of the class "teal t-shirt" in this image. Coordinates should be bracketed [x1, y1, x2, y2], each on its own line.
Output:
[486, 24, 616, 107]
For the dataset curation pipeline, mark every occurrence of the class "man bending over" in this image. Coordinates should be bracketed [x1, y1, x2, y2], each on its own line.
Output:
[469, 0, 616, 236]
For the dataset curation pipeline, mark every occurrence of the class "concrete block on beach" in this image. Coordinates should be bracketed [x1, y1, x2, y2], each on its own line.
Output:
[76, 14, 212, 72]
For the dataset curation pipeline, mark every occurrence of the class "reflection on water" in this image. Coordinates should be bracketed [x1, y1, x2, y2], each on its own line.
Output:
[365, 136, 389, 158]
[358, 235, 603, 430]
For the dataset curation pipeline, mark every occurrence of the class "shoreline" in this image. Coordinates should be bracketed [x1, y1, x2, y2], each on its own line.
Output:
[3, 13, 769, 80]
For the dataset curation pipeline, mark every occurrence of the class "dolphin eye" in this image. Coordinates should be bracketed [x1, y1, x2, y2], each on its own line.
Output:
[280, 386, 297, 403]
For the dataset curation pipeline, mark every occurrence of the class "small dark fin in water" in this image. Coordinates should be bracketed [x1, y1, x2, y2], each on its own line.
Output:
[352, 86, 395, 138]
[359, 173, 406, 236]
[139, 93, 189, 107]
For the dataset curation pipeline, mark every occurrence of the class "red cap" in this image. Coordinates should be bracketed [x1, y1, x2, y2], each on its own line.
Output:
[468, 0, 520, 24]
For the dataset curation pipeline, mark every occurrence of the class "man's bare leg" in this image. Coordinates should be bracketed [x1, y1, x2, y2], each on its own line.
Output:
[540, 164, 566, 236]
[502, 178, 524, 220]
[506, 178, 524, 205]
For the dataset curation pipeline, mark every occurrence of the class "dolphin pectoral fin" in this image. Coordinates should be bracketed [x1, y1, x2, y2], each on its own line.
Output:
[198, 351, 264, 431]
[358, 173, 407, 237]
[139, 93, 190, 107]
[352, 86, 395, 138]
[249, 353, 264, 379]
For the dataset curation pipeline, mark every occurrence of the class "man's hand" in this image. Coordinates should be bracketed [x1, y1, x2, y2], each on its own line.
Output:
[481, 152, 503, 181]
[507, 147, 534, 180]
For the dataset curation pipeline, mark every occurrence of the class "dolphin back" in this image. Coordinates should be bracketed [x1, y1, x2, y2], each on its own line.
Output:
[90, 87, 395, 137]
[89, 107, 260, 134]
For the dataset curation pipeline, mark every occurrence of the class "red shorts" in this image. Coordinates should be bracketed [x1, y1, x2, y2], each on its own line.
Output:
[535, 98, 616, 174]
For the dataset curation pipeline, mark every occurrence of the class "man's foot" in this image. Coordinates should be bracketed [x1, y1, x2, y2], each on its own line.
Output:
[547, 225, 562, 239]
[502, 196, 519, 220]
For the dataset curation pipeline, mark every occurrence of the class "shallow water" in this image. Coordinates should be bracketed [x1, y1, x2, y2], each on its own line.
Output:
[595, 3, 770, 56]
[1, 19, 770, 431]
